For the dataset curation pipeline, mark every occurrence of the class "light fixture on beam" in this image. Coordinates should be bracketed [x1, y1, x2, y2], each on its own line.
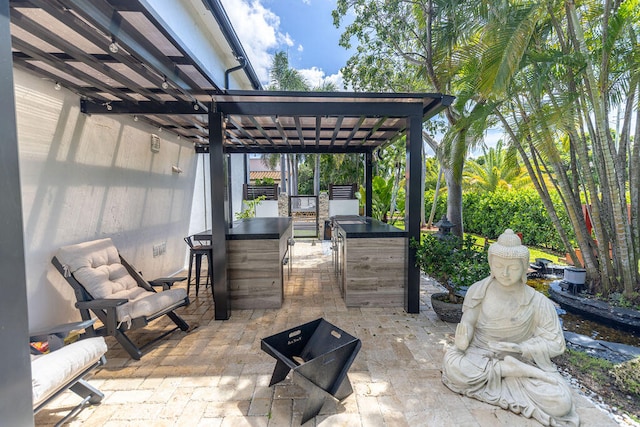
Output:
[161, 79, 169, 90]
[105, 102, 112, 111]
[108, 37, 119, 54]
[54, 82, 61, 91]
[133, 115, 139, 122]
[193, 102, 200, 111]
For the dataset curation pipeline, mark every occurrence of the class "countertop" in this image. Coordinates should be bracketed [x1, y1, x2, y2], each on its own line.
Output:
[227, 217, 292, 240]
[332, 216, 406, 238]
[194, 217, 293, 241]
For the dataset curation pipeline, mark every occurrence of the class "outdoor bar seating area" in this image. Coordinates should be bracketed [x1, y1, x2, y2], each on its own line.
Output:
[1, 1, 624, 426]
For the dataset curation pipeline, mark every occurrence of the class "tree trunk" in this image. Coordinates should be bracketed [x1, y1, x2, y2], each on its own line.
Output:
[314, 154, 320, 195]
[280, 154, 286, 194]
[444, 168, 463, 237]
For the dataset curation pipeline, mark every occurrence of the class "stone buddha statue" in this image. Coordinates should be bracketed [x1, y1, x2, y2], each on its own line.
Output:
[442, 229, 579, 426]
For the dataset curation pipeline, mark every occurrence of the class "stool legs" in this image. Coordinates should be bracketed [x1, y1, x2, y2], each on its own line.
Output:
[187, 249, 213, 297]
[187, 252, 195, 296]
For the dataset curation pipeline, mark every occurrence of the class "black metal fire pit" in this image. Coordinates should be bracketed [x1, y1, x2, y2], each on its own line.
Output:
[261, 318, 361, 424]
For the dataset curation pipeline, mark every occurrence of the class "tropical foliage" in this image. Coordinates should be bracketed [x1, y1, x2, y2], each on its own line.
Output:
[463, 141, 530, 192]
[334, 0, 640, 299]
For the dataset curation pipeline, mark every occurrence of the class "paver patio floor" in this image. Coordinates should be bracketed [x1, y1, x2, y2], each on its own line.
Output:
[35, 241, 617, 426]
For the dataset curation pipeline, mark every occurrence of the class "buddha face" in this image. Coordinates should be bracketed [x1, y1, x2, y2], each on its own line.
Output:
[490, 256, 525, 288]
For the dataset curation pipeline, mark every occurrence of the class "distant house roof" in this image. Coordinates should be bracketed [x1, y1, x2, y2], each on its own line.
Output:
[249, 171, 281, 182]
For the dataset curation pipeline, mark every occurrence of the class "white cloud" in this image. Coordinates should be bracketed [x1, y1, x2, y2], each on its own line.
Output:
[279, 32, 294, 47]
[220, 0, 348, 90]
[220, 0, 282, 84]
[299, 67, 347, 91]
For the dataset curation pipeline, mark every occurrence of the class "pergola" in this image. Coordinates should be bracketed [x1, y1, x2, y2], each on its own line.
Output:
[2, 2, 453, 421]
[4, 0, 453, 319]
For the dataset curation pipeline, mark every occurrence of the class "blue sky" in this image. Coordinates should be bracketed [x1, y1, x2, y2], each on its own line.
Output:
[221, 0, 352, 88]
[220, 0, 506, 150]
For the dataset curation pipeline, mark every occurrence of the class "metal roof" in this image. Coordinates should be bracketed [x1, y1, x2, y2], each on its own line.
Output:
[9, 0, 454, 153]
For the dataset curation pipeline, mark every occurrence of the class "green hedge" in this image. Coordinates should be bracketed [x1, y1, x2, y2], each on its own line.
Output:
[424, 188, 574, 252]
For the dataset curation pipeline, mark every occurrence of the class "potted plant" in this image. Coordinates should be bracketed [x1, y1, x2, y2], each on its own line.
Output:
[236, 195, 266, 219]
[412, 234, 490, 322]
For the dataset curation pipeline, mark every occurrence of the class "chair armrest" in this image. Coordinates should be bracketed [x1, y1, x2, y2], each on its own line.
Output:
[30, 319, 97, 341]
[149, 277, 187, 291]
[30, 319, 99, 353]
[76, 299, 127, 336]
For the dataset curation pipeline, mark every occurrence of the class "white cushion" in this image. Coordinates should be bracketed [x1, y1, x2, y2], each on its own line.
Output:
[32, 337, 107, 408]
[56, 238, 187, 324]
[115, 288, 187, 323]
[56, 238, 138, 299]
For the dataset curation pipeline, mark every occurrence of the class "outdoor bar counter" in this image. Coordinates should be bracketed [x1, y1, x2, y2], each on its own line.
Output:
[205, 217, 292, 309]
[331, 216, 407, 307]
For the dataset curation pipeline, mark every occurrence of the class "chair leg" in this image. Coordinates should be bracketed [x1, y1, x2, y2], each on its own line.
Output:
[167, 311, 191, 331]
[113, 330, 143, 360]
[187, 252, 195, 296]
[69, 378, 104, 405]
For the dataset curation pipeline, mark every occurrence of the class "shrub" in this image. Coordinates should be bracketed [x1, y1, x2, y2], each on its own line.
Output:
[411, 233, 490, 303]
[424, 188, 575, 252]
[254, 177, 275, 186]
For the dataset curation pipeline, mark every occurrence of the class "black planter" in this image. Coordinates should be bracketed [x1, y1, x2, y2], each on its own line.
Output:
[430, 292, 463, 323]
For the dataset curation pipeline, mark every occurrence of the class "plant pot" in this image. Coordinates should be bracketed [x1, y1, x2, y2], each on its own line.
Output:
[430, 292, 463, 323]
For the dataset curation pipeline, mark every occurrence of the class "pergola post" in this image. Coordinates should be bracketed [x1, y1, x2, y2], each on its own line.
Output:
[365, 151, 373, 218]
[405, 113, 423, 313]
[0, 0, 33, 423]
[209, 111, 231, 320]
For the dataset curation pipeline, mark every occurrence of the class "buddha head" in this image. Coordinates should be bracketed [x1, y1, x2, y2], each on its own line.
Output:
[488, 229, 529, 287]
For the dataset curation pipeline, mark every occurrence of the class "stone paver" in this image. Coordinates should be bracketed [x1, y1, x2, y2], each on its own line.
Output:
[35, 241, 618, 426]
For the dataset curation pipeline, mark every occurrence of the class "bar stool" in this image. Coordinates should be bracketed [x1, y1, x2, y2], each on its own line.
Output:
[184, 235, 213, 296]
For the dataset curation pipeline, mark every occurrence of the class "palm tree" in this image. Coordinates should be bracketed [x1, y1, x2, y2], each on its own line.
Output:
[268, 51, 310, 92]
[463, 141, 530, 192]
[265, 51, 310, 195]
[465, 0, 639, 297]
[335, 0, 493, 237]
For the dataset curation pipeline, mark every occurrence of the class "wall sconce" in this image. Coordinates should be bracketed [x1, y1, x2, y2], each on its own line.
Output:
[150, 134, 160, 153]
[171, 165, 183, 174]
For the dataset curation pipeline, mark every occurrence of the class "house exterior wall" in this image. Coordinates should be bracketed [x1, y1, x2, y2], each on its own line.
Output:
[11, 0, 259, 332]
[15, 70, 199, 330]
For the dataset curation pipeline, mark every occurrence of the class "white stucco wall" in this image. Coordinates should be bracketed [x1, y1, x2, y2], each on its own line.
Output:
[229, 153, 246, 221]
[15, 70, 199, 330]
[188, 153, 212, 236]
[146, 0, 249, 90]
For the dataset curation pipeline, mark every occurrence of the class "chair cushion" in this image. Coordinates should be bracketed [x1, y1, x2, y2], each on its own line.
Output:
[116, 288, 187, 324]
[56, 238, 138, 299]
[56, 238, 188, 324]
[32, 337, 107, 408]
